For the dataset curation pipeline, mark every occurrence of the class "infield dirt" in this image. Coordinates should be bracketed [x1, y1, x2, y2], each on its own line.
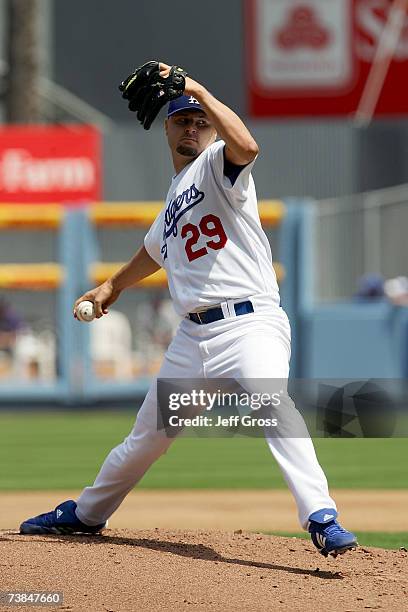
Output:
[1, 528, 407, 612]
[1, 490, 407, 531]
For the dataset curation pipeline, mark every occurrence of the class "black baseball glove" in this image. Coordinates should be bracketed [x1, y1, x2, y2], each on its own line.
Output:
[119, 61, 188, 130]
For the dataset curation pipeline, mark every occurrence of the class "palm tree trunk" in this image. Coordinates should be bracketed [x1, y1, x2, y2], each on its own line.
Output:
[5, 0, 40, 123]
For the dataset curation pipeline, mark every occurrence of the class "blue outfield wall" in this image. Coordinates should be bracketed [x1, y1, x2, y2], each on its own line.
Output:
[296, 203, 408, 381]
[300, 302, 408, 379]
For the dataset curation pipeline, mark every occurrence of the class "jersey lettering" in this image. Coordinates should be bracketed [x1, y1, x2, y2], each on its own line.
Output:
[161, 183, 205, 259]
[164, 183, 205, 239]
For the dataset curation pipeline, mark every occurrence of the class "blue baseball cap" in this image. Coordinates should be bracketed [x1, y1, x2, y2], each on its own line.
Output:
[354, 274, 385, 299]
[167, 95, 204, 117]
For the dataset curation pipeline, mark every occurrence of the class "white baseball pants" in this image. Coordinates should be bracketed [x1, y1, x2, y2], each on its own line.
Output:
[76, 305, 336, 529]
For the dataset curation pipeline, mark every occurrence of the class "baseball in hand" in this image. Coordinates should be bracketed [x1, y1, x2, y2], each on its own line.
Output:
[76, 300, 96, 322]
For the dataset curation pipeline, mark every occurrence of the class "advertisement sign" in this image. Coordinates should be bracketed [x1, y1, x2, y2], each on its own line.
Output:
[247, 0, 408, 117]
[0, 125, 101, 203]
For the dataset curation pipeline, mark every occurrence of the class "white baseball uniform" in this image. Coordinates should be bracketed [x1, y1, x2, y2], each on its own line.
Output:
[76, 140, 336, 529]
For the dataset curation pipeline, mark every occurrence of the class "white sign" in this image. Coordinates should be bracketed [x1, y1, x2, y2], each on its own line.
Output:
[254, 0, 353, 90]
[0, 149, 96, 193]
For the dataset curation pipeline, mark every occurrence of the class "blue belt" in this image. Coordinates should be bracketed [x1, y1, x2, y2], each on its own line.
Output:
[188, 300, 254, 325]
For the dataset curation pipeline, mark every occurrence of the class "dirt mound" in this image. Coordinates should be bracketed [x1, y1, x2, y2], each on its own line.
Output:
[1, 529, 407, 611]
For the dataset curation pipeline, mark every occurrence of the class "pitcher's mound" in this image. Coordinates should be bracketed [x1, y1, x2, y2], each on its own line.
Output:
[1, 529, 407, 611]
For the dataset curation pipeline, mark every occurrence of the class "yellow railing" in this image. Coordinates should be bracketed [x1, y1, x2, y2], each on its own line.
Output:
[0, 200, 285, 229]
[0, 261, 285, 291]
[0, 263, 64, 289]
[90, 202, 164, 227]
[0, 204, 64, 229]
[90, 200, 285, 227]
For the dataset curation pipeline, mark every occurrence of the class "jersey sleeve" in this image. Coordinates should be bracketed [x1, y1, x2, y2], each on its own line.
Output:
[208, 140, 257, 207]
[144, 214, 163, 266]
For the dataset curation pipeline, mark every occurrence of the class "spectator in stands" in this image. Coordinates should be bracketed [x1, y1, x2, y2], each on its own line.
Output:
[384, 276, 408, 306]
[353, 274, 385, 301]
[0, 298, 25, 355]
[354, 274, 408, 306]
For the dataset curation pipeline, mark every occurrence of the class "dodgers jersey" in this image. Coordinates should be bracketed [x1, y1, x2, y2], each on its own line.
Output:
[144, 140, 280, 316]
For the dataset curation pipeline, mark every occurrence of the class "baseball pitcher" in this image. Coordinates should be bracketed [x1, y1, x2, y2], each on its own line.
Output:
[20, 61, 357, 557]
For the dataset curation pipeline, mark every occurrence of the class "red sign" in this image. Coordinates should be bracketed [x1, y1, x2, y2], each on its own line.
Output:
[0, 125, 101, 203]
[246, 0, 408, 118]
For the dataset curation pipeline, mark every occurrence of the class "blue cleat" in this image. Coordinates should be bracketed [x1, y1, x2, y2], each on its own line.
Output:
[308, 508, 358, 557]
[19, 500, 106, 536]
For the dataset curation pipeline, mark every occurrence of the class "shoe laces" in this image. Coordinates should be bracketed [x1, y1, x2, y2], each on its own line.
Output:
[321, 520, 349, 536]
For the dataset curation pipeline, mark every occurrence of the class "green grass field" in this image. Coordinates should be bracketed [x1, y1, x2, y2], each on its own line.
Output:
[0, 410, 406, 490]
[270, 532, 408, 550]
